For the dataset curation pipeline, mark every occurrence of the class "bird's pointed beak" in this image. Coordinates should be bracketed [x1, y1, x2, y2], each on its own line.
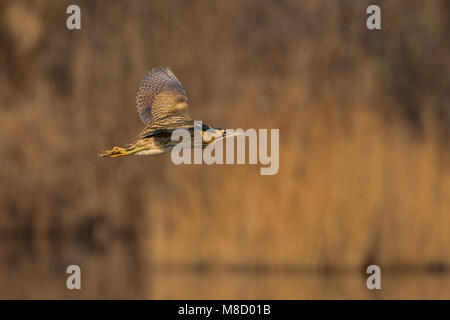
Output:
[213, 129, 243, 142]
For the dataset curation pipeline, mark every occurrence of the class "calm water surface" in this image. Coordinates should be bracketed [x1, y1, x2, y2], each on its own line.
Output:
[1, 239, 448, 299]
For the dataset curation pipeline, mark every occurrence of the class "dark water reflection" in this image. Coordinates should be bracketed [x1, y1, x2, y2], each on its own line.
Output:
[0, 238, 449, 299]
[0, 237, 145, 299]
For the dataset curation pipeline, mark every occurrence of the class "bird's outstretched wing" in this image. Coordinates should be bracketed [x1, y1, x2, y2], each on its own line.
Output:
[136, 67, 192, 134]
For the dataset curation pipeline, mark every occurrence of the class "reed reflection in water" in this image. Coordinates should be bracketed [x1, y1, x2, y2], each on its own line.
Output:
[1, 237, 449, 299]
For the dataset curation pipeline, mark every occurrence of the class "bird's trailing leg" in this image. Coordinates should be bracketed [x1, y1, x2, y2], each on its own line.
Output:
[100, 145, 145, 158]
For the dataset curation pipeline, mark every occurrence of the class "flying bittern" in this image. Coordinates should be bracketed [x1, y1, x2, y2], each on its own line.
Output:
[100, 67, 231, 158]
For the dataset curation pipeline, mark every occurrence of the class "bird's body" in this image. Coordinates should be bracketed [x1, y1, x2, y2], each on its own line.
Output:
[100, 67, 226, 158]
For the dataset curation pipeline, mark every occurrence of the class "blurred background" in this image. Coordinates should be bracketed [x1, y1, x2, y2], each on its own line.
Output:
[0, 0, 449, 299]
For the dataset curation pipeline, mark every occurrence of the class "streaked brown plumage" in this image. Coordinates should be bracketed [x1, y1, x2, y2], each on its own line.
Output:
[100, 67, 227, 158]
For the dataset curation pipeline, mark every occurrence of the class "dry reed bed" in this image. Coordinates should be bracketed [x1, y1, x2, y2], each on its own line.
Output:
[0, 0, 448, 273]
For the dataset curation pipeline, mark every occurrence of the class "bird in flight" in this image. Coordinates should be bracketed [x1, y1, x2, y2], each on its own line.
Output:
[100, 67, 231, 158]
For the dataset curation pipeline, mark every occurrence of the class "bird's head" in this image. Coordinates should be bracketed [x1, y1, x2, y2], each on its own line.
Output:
[200, 125, 242, 147]
[200, 126, 225, 145]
